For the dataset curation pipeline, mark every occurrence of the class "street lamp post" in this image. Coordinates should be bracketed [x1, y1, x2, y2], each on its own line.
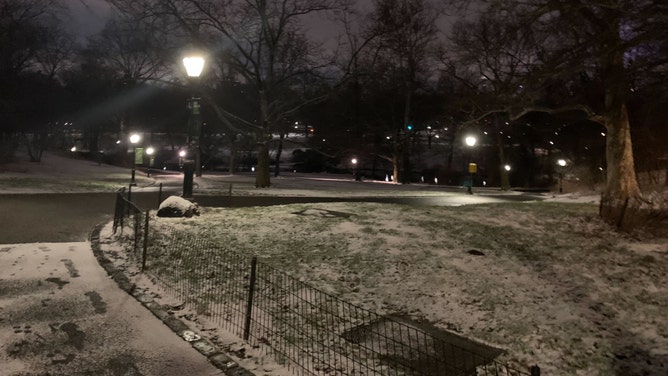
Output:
[351, 158, 358, 181]
[465, 136, 477, 194]
[179, 149, 194, 198]
[557, 159, 567, 193]
[129, 133, 140, 186]
[146, 147, 155, 177]
[183, 55, 205, 179]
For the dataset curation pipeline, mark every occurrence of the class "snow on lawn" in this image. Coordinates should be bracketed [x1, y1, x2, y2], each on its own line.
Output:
[153, 201, 668, 376]
[0, 151, 152, 192]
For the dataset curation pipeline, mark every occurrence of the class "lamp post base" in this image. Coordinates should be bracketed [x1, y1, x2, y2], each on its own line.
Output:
[182, 162, 194, 198]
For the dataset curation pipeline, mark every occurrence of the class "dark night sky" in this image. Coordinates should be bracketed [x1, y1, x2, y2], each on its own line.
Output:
[66, 0, 111, 41]
[67, 0, 465, 45]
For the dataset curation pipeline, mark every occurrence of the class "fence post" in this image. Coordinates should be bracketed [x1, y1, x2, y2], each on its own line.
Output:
[128, 184, 133, 203]
[158, 183, 163, 207]
[119, 193, 125, 233]
[228, 184, 233, 206]
[133, 211, 140, 254]
[243, 256, 258, 341]
[530, 365, 540, 376]
[142, 210, 149, 271]
[113, 192, 121, 233]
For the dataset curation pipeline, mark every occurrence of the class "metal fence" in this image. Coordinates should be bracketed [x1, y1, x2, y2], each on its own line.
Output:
[113, 192, 539, 376]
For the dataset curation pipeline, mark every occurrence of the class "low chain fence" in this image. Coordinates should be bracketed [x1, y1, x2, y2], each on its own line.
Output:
[113, 192, 539, 376]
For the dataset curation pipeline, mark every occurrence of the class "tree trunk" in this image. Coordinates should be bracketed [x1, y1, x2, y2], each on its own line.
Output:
[599, 31, 641, 229]
[497, 132, 510, 190]
[255, 138, 271, 187]
[228, 136, 237, 175]
[274, 133, 284, 177]
[400, 91, 412, 184]
[255, 92, 271, 187]
[600, 103, 641, 228]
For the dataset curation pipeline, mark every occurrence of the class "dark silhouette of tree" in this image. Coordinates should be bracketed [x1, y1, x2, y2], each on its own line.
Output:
[0, 0, 69, 162]
[444, 0, 668, 230]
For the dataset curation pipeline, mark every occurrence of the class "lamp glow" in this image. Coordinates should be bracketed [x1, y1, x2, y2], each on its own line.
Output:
[183, 56, 205, 77]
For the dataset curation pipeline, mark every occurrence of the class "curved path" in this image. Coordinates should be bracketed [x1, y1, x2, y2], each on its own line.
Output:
[0, 193, 225, 375]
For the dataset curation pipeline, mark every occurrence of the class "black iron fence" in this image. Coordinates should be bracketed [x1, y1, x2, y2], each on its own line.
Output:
[113, 192, 539, 376]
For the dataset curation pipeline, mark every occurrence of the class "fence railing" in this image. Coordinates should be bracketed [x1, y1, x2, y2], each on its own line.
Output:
[114, 192, 539, 376]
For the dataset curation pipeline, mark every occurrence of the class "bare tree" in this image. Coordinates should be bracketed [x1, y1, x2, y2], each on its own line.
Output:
[0, 0, 69, 162]
[86, 15, 172, 83]
[445, 0, 668, 230]
[445, 13, 544, 190]
[107, 0, 350, 187]
[366, 0, 441, 183]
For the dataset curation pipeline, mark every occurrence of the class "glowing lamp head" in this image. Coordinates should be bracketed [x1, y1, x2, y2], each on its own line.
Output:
[183, 56, 205, 77]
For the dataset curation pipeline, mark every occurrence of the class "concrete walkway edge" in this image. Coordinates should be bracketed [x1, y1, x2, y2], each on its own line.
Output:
[90, 223, 255, 376]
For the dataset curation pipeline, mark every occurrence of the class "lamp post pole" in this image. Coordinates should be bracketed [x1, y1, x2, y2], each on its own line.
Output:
[146, 147, 155, 177]
[465, 136, 477, 194]
[129, 133, 140, 186]
[557, 159, 567, 193]
[183, 55, 205, 179]
[351, 158, 358, 181]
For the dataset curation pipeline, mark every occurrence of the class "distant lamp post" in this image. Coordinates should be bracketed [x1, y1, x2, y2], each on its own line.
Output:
[129, 133, 141, 186]
[351, 158, 359, 181]
[178, 150, 186, 169]
[183, 54, 205, 178]
[179, 149, 193, 198]
[504, 164, 511, 172]
[557, 159, 567, 193]
[465, 136, 477, 194]
[146, 147, 155, 177]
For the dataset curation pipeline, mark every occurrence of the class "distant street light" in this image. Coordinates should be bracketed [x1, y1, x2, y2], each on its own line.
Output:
[504, 164, 511, 171]
[351, 158, 359, 181]
[146, 147, 155, 177]
[129, 133, 141, 186]
[464, 136, 477, 194]
[557, 159, 567, 193]
[178, 150, 186, 168]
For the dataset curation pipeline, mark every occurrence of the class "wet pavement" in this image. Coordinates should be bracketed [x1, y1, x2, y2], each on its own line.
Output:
[0, 242, 226, 375]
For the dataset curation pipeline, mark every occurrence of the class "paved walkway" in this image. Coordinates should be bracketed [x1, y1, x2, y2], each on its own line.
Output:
[0, 241, 226, 375]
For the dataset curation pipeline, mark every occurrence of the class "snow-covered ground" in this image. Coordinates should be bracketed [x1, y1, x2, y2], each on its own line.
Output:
[3, 151, 667, 375]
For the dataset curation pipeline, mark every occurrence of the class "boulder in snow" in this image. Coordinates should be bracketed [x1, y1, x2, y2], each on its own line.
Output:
[157, 196, 200, 218]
